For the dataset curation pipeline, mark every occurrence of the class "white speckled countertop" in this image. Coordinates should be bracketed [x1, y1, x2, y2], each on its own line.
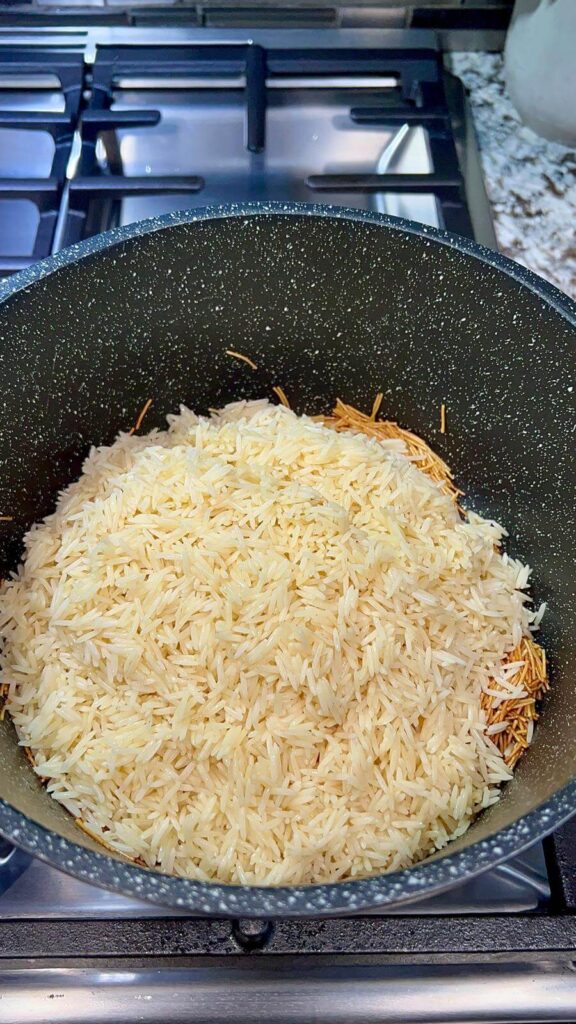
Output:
[450, 53, 576, 299]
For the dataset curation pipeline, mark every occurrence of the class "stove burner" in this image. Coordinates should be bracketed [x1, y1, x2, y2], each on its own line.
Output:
[0, 34, 475, 269]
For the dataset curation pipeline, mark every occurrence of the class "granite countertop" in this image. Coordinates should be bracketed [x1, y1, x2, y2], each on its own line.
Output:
[450, 53, 576, 300]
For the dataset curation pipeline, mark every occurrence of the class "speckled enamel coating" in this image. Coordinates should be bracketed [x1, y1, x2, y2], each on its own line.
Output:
[0, 202, 574, 917]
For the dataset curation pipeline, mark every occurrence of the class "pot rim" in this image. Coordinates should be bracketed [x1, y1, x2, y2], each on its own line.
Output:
[0, 200, 574, 917]
[1, 201, 575, 322]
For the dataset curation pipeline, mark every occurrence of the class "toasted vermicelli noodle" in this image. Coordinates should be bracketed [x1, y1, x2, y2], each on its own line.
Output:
[0, 400, 546, 884]
[319, 399, 548, 769]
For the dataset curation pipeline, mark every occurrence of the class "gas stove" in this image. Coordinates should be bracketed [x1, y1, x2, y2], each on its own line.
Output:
[0, 23, 575, 1024]
[0, 26, 491, 274]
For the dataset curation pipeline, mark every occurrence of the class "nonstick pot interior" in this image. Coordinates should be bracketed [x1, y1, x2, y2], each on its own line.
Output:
[0, 204, 574, 916]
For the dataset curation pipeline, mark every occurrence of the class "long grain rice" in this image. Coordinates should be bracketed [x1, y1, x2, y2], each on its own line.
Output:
[0, 401, 544, 884]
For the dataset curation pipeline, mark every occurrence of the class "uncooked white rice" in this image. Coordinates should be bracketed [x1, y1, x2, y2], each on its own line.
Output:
[0, 401, 541, 884]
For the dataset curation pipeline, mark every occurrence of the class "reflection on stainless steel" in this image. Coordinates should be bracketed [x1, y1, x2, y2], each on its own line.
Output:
[116, 76, 247, 90]
[111, 87, 438, 227]
[267, 76, 398, 89]
[0, 91, 62, 179]
[0, 199, 40, 256]
[65, 131, 83, 181]
[115, 76, 398, 90]
[113, 90, 431, 176]
[0, 75, 62, 92]
[0, 81, 64, 260]
[495, 860, 551, 900]
[0, 843, 550, 919]
[0, 838, 15, 866]
[373, 122, 419, 219]
[0, 850, 184, 919]
[2, 965, 576, 1023]
[0, 129, 55, 177]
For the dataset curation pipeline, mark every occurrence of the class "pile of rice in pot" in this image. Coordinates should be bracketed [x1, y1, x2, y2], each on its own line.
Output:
[0, 400, 544, 885]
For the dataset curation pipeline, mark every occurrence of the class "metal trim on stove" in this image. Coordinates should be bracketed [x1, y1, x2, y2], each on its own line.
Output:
[0, 966, 573, 1024]
[2, 913, 576, 958]
[1, 964, 576, 1023]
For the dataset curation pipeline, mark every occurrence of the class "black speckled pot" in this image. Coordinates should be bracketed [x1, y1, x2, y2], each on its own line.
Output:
[0, 203, 574, 917]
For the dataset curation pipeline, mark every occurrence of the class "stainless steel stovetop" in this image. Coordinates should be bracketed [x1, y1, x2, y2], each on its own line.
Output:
[0, 840, 551, 918]
[0, 23, 575, 1024]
